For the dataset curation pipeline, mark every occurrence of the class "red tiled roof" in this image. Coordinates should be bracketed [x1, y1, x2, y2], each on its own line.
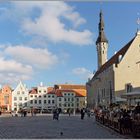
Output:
[47, 87, 54, 92]
[47, 91, 55, 94]
[73, 89, 86, 96]
[93, 37, 135, 78]
[55, 90, 63, 97]
[75, 92, 85, 97]
[59, 89, 75, 92]
[29, 88, 37, 94]
[57, 84, 86, 90]
[55, 89, 85, 97]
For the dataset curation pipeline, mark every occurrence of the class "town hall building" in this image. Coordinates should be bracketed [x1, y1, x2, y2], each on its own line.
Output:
[86, 10, 140, 109]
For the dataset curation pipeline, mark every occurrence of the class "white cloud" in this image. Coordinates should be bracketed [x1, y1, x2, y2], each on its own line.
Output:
[0, 57, 33, 85]
[0, 2, 94, 85]
[1, 1, 93, 46]
[0, 57, 33, 74]
[4, 45, 58, 69]
[26, 36, 48, 48]
[0, 73, 31, 86]
[72, 67, 93, 80]
[0, 42, 59, 84]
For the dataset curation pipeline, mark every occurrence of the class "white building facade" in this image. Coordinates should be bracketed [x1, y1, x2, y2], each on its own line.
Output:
[12, 81, 29, 111]
[11, 82, 87, 113]
[29, 83, 56, 111]
[56, 89, 86, 113]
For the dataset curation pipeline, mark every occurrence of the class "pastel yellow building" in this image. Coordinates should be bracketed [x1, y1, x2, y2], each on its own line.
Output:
[86, 10, 140, 109]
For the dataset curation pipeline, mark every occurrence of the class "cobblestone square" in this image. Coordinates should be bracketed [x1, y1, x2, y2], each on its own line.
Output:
[0, 114, 125, 139]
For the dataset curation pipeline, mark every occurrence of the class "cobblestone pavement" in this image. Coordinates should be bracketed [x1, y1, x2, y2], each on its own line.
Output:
[0, 114, 125, 139]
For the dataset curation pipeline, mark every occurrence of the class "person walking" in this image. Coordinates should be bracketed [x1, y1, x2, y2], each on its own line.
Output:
[53, 109, 59, 120]
[53, 109, 56, 120]
[81, 108, 85, 120]
[56, 108, 60, 120]
[68, 108, 71, 116]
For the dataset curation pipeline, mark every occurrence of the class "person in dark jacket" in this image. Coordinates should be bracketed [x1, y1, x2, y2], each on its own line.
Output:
[81, 108, 85, 120]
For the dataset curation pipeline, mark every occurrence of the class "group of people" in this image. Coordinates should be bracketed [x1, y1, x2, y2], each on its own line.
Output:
[53, 108, 61, 120]
[95, 103, 140, 120]
[11, 110, 27, 117]
[94, 103, 140, 134]
[52, 107, 90, 120]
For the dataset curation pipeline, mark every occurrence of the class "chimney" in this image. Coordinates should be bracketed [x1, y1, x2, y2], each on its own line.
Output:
[40, 82, 43, 87]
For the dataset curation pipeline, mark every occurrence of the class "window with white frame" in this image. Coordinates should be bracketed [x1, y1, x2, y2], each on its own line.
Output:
[52, 100, 55, 104]
[39, 100, 41, 104]
[77, 103, 79, 107]
[44, 100, 46, 104]
[48, 100, 50, 104]
[30, 100, 33, 104]
[24, 103, 27, 107]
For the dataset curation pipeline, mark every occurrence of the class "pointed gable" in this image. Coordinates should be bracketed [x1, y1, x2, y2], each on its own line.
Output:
[13, 81, 28, 93]
[93, 37, 135, 78]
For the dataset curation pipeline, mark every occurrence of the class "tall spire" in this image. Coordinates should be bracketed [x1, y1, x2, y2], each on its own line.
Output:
[96, 10, 108, 44]
[137, 13, 140, 31]
[96, 10, 108, 69]
[136, 12, 140, 36]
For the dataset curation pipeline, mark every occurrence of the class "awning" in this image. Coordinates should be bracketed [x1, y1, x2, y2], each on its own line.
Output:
[22, 107, 28, 109]
[115, 96, 127, 102]
[0, 105, 7, 108]
[121, 91, 140, 99]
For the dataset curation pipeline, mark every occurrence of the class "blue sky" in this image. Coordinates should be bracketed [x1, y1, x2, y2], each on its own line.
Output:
[0, 1, 139, 88]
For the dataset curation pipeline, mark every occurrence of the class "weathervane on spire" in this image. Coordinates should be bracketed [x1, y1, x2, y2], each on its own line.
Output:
[137, 12, 140, 31]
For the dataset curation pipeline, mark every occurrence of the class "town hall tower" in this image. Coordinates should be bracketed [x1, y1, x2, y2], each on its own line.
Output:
[96, 10, 108, 69]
